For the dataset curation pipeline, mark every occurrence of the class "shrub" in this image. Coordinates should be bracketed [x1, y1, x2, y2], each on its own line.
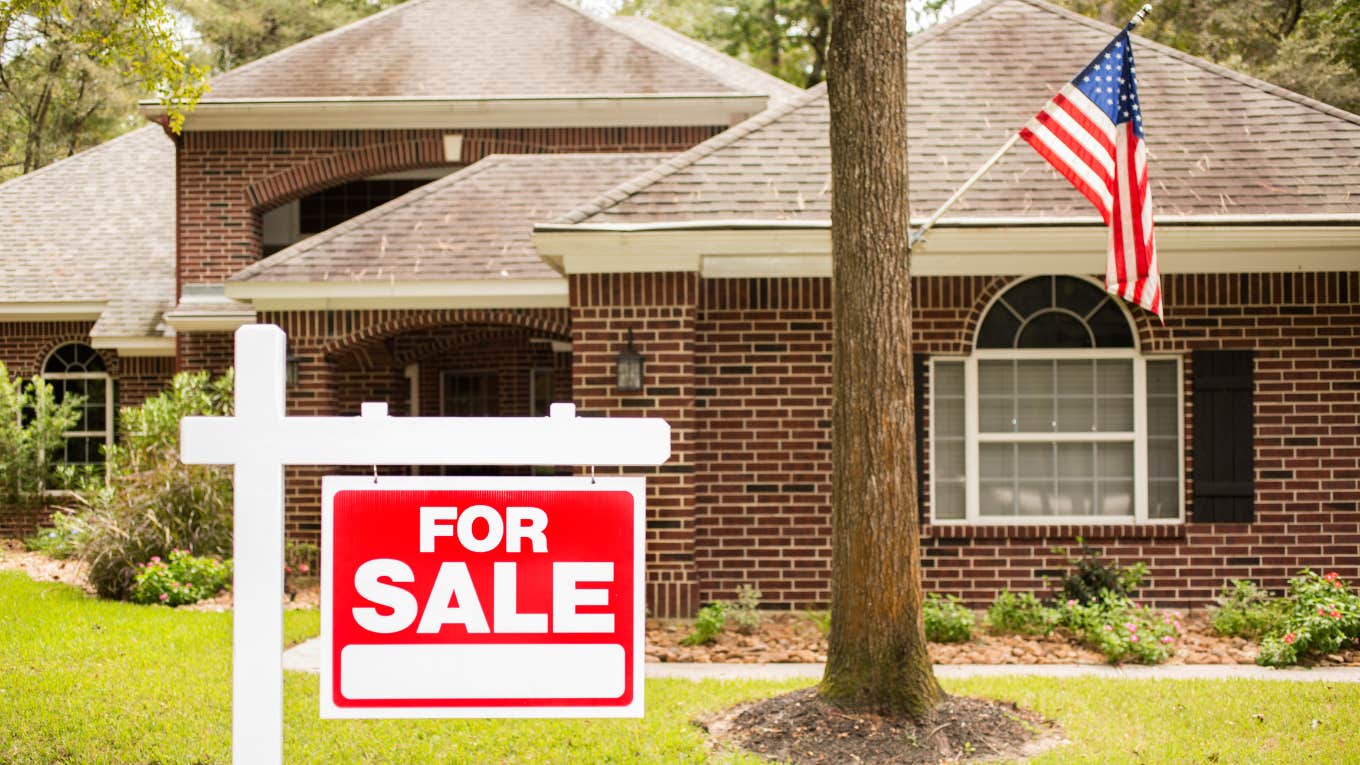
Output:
[1058, 592, 1180, 664]
[1209, 579, 1282, 639]
[0, 364, 83, 507]
[986, 590, 1059, 636]
[681, 602, 727, 646]
[727, 585, 763, 635]
[74, 371, 235, 600]
[130, 549, 232, 607]
[1256, 570, 1360, 668]
[923, 593, 974, 643]
[1056, 540, 1147, 604]
[805, 610, 831, 636]
[23, 509, 89, 559]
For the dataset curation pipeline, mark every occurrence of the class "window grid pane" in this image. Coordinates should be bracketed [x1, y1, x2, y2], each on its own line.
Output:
[931, 361, 966, 520]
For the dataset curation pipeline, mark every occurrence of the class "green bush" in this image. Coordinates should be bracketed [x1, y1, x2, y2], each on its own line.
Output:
[1256, 570, 1360, 668]
[130, 549, 232, 607]
[74, 371, 235, 600]
[1209, 579, 1282, 639]
[727, 585, 763, 635]
[986, 590, 1059, 636]
[1058, 593, 1180, 664]
[1056, 540, 1147, 604]
[681, 602, 727, 646]
[0, 364, 83, 507]
[923, 593, 974, 643]
[23, 509, 88, 559]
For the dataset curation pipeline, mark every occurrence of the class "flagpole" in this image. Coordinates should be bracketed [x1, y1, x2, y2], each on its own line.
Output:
[907, 4, 1154, 249]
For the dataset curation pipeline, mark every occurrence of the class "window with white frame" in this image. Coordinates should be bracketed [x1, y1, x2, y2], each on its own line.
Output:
[42, 343, 113, 465]
[931, 276, 1182, 524]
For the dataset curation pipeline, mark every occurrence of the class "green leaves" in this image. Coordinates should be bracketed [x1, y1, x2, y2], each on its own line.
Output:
[0, 363, 84, 506]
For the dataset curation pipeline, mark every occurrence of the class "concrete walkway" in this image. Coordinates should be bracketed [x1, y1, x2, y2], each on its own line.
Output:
[282, 638, 1360, 682]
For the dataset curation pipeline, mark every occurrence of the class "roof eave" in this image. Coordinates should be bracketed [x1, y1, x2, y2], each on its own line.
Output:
[531, 219, 1360, 278]
[88, 335, 176, 357]
[140, 94, 769, 131]
[222, 277, 568, 311]
[0, 301, 107, 322]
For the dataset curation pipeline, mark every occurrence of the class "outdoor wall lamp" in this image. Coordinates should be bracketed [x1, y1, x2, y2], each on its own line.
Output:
[614, 329, 644, 393]
[285, 353, 300, 388]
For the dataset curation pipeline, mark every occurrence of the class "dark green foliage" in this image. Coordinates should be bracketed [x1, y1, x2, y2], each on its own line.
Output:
[130, 549, 232, 606]
[0, 364, 83, 507]
[681, 602, 727, 645]
[1209, 579, 1283, 639]
[1256, 570, 1360, 667]
[923, 593, 974, 643]
[986, 590, 1059, 636]
[1056, 541, 1146, 605]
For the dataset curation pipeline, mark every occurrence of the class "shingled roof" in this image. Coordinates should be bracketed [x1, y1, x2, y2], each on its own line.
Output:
[0, 126, 174, 343]
[229, 154, 669, 286]
[560, 0, 1360, 225]
[204, 0, 765, 101]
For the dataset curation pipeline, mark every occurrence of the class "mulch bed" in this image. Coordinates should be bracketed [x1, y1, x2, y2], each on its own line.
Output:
[702, 687, 1063, 765]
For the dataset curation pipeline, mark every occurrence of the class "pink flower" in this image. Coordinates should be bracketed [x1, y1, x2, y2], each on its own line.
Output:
[1160, 636, 1173, 644]
[1284, 633, 1296, 644]
[158, 593, 168, 602]
[1319, 606, 1328, 616]
[1067, 599, 1077, 607]
[284, 565, 292, 574]
[1130, 634, 1139, 643]
[1331, 610, 1341, 619]
[150, 556, 161, 564]
[1324, 572, 1339, 581]
[299, 564, 310, 574]
[1103, 624, 1113, 631]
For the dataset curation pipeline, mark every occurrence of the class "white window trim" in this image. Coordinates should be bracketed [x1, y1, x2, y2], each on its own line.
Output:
[41, 352, 114, 464]
[931, 352, 1184, 526]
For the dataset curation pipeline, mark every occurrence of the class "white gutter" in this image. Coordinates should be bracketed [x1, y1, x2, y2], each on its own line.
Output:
[531, 223, 1360, 278]
[89, 336, 176, 357]
[223, 278, 569, 311]
[0, 301, 106, 322]
[139, 94, 769, 131]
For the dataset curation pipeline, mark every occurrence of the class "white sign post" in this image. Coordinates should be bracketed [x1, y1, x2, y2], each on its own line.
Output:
[181, 324, 670, 765]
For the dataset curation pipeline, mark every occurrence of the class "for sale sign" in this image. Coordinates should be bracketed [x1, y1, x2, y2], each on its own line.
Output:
[320, 476, 644, 718]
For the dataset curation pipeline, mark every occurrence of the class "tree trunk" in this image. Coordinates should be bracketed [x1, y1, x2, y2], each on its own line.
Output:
[818, 0, 943, 717]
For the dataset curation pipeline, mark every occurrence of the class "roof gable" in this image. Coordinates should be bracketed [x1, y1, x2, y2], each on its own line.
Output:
[205, 0, 761, 101]
[563, 0, 1360, 225]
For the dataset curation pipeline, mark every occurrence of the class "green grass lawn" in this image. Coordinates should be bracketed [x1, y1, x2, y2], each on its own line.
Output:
[2, 570, 1359, 764]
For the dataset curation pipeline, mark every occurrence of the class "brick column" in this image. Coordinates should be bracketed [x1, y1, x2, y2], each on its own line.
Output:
[571, 273, 699, 617]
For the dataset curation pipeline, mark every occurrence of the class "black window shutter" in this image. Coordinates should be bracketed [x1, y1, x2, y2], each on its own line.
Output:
[1192, 350, 1255, 522]
[913, 354, 928, 525]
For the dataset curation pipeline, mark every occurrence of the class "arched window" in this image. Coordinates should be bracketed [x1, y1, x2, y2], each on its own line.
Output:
[930, 276, 1182, 524]
[42, 343, 112, 465]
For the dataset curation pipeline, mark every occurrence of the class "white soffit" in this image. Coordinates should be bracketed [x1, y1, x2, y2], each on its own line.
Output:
[532, 220, 1360, 277]
[223, 278, 569, 310]
[139, 95, 768, 131]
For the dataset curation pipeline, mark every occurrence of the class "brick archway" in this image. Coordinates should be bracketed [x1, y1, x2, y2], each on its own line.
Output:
[317, 308, 571, 359]
[246, 136, 449, 211]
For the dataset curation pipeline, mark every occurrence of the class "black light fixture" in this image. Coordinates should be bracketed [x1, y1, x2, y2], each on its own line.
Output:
[614, 329, 644, 393]
[286, 352, 301, 388]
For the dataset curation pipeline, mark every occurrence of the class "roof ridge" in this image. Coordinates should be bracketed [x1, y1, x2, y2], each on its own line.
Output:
[558, 83, 829, 224]
[231, 152, 673, 282]
[207, 0, 439, 89]
[0, 125, 163, 192]
[1015, 0, 1360, 127]
[231, 154, 509, 281]
[602, 14, 800, 99]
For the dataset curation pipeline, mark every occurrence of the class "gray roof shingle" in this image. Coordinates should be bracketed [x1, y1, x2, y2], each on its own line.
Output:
[563, 0, 1360, 225]
[231, 154, 670, 284]
[0, 126, 175, 338]
[204, 0, 765, 101]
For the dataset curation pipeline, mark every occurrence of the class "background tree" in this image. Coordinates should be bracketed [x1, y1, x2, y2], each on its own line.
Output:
[174, 0, 400, 72]
[0, 0, 207, 179]
[819, 0, 943, 715]
[1056, 0, 1360, 112]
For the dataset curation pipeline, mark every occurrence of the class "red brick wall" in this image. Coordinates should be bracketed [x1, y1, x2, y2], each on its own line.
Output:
[0, 322, 95, 375]
[115, 357, 175, 408]
[571, 272, 700, 618]
[682, 272, 1360, 611]
[694, 278, 834, 606]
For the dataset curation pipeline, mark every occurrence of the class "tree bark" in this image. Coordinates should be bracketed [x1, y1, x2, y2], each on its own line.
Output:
[818, 0, 943, 717]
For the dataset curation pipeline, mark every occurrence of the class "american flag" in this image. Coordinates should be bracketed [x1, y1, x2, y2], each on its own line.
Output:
[1020, 30, 1162, 318]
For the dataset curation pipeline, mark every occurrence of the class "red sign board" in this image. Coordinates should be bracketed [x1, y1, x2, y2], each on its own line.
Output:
[320, 476, 644, 718]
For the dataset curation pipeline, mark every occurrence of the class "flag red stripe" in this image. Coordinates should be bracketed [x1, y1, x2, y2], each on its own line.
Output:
[1053, 93, 1117, 156]
[1031, 109, 1113, 188]
[1020, 127, 1113, 224]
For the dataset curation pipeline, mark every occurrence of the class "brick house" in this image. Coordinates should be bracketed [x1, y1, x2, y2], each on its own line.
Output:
[2, 0, 1357, 614]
